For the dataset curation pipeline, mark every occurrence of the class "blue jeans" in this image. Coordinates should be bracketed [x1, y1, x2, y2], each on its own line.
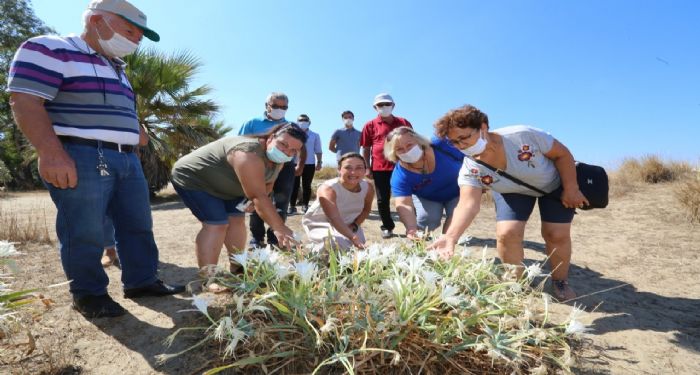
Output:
[103, 217, 116, 248]
[412, 195, 459, 231]
[46, 143, 159, 298]
[249, 161, 295, 244]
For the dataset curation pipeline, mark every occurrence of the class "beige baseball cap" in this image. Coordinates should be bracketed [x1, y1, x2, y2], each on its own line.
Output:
[88, 0, 160, 41]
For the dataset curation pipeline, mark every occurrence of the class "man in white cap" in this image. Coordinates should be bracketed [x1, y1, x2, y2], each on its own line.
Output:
[8, 0, 184, 319]
[360, 93, 413, 239]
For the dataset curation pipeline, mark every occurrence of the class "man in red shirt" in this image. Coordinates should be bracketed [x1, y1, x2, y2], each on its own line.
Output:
[360, 93, 413, 238]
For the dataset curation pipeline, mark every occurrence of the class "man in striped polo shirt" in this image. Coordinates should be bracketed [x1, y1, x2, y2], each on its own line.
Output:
[7, 0, 184, 318]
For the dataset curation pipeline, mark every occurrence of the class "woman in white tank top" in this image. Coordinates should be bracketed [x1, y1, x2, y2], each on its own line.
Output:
[302, 153, 375, 251]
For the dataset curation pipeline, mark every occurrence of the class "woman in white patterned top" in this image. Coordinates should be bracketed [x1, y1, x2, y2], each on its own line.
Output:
[428, 105, 588, 301]
[302, 153, 375, 250]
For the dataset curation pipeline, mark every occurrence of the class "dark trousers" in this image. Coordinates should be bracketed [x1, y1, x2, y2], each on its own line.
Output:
[372, 170, 395, 231]
[290, 164, 316, 207]
[249, 161, 295, 244]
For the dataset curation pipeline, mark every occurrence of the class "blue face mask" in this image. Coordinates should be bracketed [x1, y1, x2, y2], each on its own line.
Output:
[266, 145, 292, 163]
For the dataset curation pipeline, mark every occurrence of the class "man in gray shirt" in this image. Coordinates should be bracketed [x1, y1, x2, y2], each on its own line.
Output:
[329, 110, 361, 160]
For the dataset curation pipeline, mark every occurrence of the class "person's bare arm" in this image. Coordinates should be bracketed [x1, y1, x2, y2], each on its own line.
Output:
[352, 182, 375, 227]
[295, 145, 306, 176]
[229, 150, 294, 245]
[394, 195, 419, 239]
[9, 92, 76, 189]
[329, 138, 337, 153]
[362, 146, 372, 179]
[544, 139, 588, 208]
[427, 186, 482, 259]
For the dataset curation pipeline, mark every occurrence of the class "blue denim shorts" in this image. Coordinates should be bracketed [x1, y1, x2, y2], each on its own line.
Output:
[492, 186, 574, 223]
[173, 183, 247, 225]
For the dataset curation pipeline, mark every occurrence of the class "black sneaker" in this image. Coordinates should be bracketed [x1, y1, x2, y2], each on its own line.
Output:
[248, 238, 265, 250]
[73, 294, 126, 318]
[124, 279, 186, 299]
[287, 206, 297, 215]
[381, 229, 393, 239]
[301, 205, 309, 213]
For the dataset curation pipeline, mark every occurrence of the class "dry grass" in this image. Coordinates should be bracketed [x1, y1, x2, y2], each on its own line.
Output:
[314, 166, 338, 181]
[676, 176, 700, 224]
[0, 201, 53, 244]
[610, 156, 695, 197]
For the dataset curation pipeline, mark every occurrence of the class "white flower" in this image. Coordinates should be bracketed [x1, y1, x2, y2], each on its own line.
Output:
[191, 294, 211, 316]
[400, 254, 425, 275]
[524, 262, 543, 280]
[338, 254, 353, 269]
[565, 320, 590, 336]
[0, 241, 19, 257]
[381, 244, 397, 258]
[440, 283, 463, 306]
[354, 250, 368, 265]
[213, 316, 233, 340]
[319, 316, 340, 334]
[230, 251, 249, 266]
[421, 270, 440, 292]
[565, 305, 590, 336]
[223, 327, 247, 358]
[274, 263, 292, 279]
[294, 260, 318, 283]
[250, 246, 274, 263]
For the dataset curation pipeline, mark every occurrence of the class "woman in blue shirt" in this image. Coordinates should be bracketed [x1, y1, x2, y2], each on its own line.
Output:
[384, 127, 464, 239]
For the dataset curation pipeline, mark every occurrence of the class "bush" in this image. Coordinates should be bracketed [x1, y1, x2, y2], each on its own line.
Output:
[676, 176, 700, 224]
[0, 204, 53, 244]
[314, 166, 337, 181]
[165, 243, 587, 374]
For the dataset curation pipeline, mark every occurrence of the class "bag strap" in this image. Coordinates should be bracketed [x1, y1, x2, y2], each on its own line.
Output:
[474, 159, 548, 195]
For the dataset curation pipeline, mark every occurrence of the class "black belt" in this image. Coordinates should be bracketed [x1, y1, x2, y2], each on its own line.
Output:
[58, 136, 136, 153]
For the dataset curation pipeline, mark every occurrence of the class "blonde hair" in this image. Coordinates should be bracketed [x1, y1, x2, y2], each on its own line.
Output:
[383, 127, 431, 163]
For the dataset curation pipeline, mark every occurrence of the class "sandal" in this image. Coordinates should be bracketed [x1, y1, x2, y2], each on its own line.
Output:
[101, 248, 119, 268]
[552, 280, 577, 301]
[198, 265, 229, 294]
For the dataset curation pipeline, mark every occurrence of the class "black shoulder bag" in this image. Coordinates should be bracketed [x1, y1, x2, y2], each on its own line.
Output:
[474, 159, 609, 210]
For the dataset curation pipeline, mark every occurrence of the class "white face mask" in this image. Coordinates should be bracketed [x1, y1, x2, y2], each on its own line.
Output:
[266, 144, 292, 163]
[377, 105, 393, 117]
[268, 108, 286, 120]
[459, 131, 488, 156]
[398, 145, 423, 164]
[343, 118, 354, 127]
[298, 121, 310, 130]
[97, 19, 139, 58]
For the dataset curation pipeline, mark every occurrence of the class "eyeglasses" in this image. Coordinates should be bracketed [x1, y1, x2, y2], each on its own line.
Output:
[375, 102, 393, 107]
[269, 103, 289, 110]
[447, 128, 478, 147]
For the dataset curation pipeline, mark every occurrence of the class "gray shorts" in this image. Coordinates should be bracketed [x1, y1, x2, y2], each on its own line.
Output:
[412, 195, 460, 231]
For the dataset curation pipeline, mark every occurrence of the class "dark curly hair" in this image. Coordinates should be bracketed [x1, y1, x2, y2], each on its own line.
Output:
[434, 105, 489, 138]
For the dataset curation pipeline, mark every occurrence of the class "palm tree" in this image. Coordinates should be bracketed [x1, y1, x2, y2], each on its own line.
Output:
[123, 48, 223, 193]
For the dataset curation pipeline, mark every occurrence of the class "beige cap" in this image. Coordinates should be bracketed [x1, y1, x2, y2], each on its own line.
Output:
[88, 0, 159, 41]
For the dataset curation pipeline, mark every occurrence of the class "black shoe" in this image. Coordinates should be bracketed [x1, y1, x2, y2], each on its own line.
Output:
[381, 229, 393, 239]
[301, 205, 309, 213]
[73, 294, 126, 318]
[248, 238, 265, 250]
[124, 279, 185, 299]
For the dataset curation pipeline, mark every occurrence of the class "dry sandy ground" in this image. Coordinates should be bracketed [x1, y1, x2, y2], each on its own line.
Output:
[1, 181, 699, 374]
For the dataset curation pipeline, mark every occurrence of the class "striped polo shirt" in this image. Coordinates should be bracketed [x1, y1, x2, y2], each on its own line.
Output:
[7, 35, 139, 145]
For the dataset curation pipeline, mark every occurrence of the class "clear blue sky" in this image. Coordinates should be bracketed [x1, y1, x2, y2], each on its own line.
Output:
[31, 0, 700, 167]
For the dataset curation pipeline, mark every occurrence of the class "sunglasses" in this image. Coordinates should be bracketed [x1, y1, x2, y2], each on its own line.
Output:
[269, 104, 289, 110]
[376, 102, 393, 107]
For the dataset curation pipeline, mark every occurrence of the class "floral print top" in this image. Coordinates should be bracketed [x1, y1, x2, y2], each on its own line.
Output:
[457, 125, 561, 196]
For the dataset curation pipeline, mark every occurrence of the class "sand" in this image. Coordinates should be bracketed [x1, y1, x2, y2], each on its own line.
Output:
[1, 181, 699, 374]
